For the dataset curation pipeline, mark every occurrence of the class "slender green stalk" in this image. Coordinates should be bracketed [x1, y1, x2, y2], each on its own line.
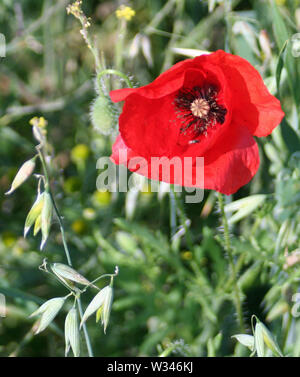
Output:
[115, 18, 127, 71]
[217, 193, 245, 332]
[97, 69, 134, 90]
[171, 186, 194, 251]
[37, 147, 94, 357]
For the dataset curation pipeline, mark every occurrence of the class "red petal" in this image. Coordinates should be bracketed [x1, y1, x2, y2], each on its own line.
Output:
[118, 92, 180, 158]
[118, 65, 233, 160]
[111, 122, 259, 196]
[110, 58, 197, 103]
[202, 122, 259, 194]
[200, 50, 284, 137]
[111, 134, 133, 164]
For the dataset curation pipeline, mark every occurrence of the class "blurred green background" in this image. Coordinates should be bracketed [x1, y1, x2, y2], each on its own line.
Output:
[0, 0, 300, 357]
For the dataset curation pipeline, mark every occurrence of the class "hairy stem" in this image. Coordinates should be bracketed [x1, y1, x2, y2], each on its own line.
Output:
[97, 69, 134, 90]
[217, 192, 245, 332]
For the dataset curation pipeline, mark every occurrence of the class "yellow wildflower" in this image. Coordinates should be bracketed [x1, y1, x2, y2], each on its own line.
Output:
[66, 1, 83, 19]
[29, 116, 48, 128]
[71, 219, 86, 234]
[92, 190, 111, 207]
[116, 5, 135, 21]
[71, 144, 90, 162]
[181, 251, 193, 261]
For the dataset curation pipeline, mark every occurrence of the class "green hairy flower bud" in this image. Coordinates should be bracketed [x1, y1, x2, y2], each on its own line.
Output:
[90, 95, 116, 136]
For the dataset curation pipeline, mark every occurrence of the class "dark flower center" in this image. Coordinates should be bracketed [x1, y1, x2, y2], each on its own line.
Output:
[174, 85, 227, 143]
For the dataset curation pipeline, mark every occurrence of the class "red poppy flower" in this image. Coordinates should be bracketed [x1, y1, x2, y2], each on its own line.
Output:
[110, 50, 284, 195]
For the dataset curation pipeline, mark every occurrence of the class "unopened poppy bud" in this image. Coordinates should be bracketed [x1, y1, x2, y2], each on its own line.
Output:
[40, 192, 53, 250]
[65, 307, 80, 357]
[24, 192, 45, 237]
[5, 157, 36, 195]
[90, 95, 116, 136]
[30, 296, 66, 334]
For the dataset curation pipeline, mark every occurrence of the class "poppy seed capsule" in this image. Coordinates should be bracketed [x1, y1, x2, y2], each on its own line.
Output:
[90, 96, 116, 136]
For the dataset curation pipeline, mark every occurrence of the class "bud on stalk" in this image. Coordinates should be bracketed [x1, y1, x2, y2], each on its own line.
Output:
[5, 157, 36, 195]
[30, 296, 66, 334]
[40, 192, 53, 250]
[65, 306, 80, 357]
[90, 95, 116, 136]
[24, 192, 45, 237]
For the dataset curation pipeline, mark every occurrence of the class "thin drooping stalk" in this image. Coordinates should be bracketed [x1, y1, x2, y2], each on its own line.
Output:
[37, 147, 94, 357]
[97, 69, 134, 90]
[217, 192, 245, 332]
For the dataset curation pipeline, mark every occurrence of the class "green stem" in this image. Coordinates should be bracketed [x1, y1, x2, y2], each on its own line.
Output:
[169, 188, 177, 238]
[115, 18, 127, 71]
[97, 69, 134, 90]
[37, 147, 94, 357]
[217, 193, 245, 332]
[171, 186, 194, 251]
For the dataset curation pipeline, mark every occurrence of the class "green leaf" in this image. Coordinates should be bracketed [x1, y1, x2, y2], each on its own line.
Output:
[276, 39, 288, 97]
[271, 0, 298, 102]
[280, 118, 300, 155]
